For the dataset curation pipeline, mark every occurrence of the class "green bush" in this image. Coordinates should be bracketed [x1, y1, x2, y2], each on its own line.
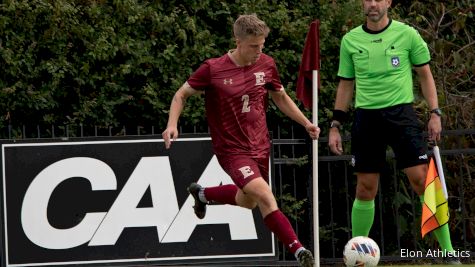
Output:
[1, 0, 473, 130]
[0, 0, 358, 130]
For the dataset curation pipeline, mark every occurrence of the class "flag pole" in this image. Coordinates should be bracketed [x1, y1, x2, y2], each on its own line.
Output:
[312, 69, 320, 267]
[295, 19, 320, 266]
[432, 143, 448, 200]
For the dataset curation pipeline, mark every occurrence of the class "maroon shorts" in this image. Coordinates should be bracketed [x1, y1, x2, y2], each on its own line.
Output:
[217, 155, 269, 189]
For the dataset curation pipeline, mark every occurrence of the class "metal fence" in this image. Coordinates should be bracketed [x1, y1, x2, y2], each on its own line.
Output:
[1, 124, 474, 266]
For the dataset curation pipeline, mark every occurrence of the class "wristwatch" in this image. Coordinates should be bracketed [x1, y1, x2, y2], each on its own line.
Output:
[330, 120, 342, 130]
[430, 108, 442, 117]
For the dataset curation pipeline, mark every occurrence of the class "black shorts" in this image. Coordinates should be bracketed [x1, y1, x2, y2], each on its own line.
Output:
[351, 103, 428, 173]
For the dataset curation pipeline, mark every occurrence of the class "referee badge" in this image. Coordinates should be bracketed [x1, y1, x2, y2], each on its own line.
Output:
[391, 56, 400, 67]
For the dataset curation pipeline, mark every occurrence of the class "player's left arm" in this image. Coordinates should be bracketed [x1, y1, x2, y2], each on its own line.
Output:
[414, 64, 442, 141]
[269, 89, 320, 140]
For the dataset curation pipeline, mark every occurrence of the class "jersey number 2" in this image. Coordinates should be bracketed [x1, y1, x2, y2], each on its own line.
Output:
[241, 95, 250, 113]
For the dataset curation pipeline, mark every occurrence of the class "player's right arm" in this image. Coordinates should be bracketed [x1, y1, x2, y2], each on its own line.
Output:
[162, 82, 201, 149]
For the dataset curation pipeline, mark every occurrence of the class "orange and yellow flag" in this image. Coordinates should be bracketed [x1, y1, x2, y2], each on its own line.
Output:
[421, 158, 449, 238]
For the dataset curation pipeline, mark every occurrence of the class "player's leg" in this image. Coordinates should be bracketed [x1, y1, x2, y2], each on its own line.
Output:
[187, 155, 256, 219]
[351, 108, 386, 237]
[189, 155, 314, 266]
[244, 157, 314, 266]
[187, 182, 241, 219]
[188, 155, 271, 216]
[242, 177, 314, 266]
[188, 182, 257, 218]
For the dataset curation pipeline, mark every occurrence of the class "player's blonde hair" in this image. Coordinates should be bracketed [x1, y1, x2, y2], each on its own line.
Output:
[233, 14, 270, 40]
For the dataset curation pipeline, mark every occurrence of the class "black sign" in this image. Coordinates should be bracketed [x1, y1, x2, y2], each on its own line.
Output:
[0, 136, 276, 266]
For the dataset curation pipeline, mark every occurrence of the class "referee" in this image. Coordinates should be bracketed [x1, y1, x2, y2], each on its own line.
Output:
[328, 0, 459, 264]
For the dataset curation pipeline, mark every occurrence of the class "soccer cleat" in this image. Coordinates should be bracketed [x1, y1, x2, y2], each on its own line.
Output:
[187, 183, 207, 219]
[297, 249, 315, 267]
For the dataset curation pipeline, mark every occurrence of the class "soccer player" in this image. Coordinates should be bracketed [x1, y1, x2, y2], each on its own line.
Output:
[162, 14, 319, 267]
[328, 0, 459, 264]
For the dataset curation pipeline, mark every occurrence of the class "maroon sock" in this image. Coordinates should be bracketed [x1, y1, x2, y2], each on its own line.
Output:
[264, 210, 302, 254]
[203, 184, 238, 205]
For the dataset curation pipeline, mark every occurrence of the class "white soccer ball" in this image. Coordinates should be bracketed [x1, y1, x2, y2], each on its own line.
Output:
[343, 236, 380, 267]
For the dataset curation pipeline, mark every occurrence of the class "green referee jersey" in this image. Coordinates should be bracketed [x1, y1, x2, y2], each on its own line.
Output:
[337, 20, 431, 109]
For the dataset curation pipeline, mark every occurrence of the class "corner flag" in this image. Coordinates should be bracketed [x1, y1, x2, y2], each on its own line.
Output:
[421, 157, 449, 238]
[297, 19, 321, 267]
[296, 20, 320, 109]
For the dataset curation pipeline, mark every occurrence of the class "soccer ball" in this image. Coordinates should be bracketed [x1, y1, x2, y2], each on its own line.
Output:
[343, 236, 380, 267]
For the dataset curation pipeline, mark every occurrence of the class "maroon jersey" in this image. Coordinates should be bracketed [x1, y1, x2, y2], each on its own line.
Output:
[187, 52, 283, 157]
